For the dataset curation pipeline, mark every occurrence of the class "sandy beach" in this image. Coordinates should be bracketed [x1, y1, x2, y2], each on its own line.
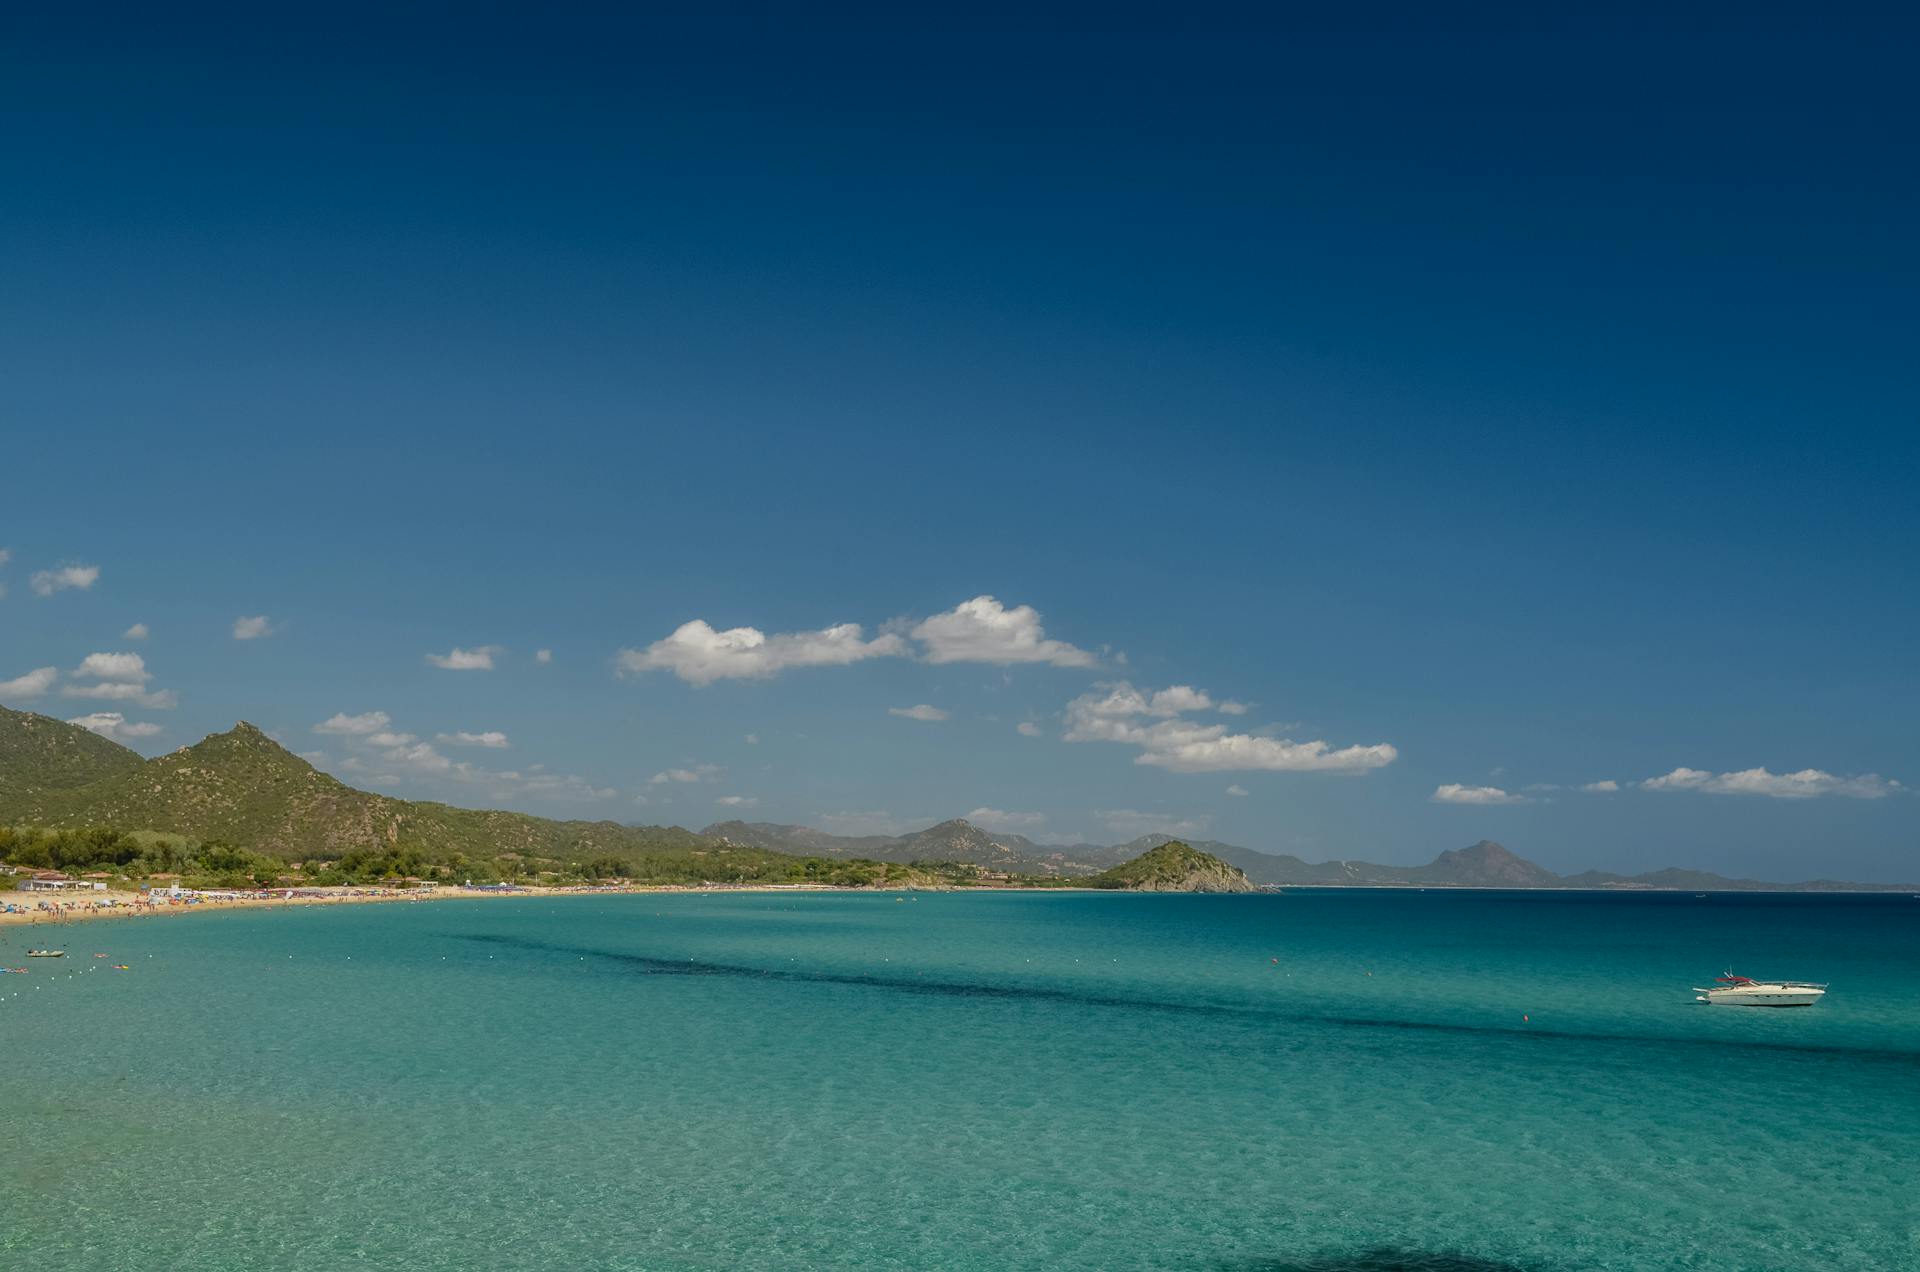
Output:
[0, 881, 1095, 930]
[0, 884, 666, 929]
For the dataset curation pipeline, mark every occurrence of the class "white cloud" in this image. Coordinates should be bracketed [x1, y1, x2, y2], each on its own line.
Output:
[616, 594, 1100, 684]
[379, 740, 461, 776]
[319, 711, 601, 800]
[63, 652, 175, 706]
[1581, 780, 1620, 793]
[1067, 683, 1222, 721]
[337, 757, 402, 784]
[0, 666, 58, 700]
[1064, 681, 1396, 775]
[60, 682, 178, 708]
[1432, 783, 1531, 806]
[888, 703, 949, 721]
[298, 750, 328, 764]
[1099, 809, 1213, 839]
[744, 732, 759, 745]
[650, 765, 722, 784]
[1641, 766, 1899, 800]
[1216, 700, 1251, 716]
[232, 615, 277, 641]
[66, 712, 161, 740]
[963, 807, 1048, 832]
[314, 711, 392, 736]
[535, 649, 553, 664]
[715, 794, 758, 808]
[1641, 767, 1712, 792]
[1225, 784, 1249, 797]
[493, 771, 617, 801]
[437, 730, 510, 749]
[122, 623, 149, 641]
[910, 596, 1094, 667]
[425, 644, 500, 670]
[1017, 721, 1043, 737]
[619, 619, 904, 685]
[31, 564, 100, 597]
[72, 651, 149, 682]
[0, 547, 10, 566]
[1141, 685, 1214, 714]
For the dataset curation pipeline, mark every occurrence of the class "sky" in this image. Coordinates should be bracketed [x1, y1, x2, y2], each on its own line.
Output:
[1, 5, 1915, 880]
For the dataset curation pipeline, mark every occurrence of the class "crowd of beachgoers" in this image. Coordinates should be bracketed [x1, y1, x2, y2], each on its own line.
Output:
[0, 882, 619, 927]
[0, 880, 852, 927]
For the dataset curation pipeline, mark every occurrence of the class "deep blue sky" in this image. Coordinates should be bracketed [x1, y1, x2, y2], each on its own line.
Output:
[2, 5, 1915, 878]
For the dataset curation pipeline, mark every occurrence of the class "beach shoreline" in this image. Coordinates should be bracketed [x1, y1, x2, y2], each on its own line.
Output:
[0, 882, 894, 928]
[6, 878, 1899, 932]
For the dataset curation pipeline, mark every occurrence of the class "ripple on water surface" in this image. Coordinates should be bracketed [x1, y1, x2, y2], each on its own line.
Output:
[1, 890, 1914, 1270]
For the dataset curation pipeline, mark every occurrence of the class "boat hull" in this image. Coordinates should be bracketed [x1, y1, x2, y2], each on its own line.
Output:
[1694, 988, 1824, 1007]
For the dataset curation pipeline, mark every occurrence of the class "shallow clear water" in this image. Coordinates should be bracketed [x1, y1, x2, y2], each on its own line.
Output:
[2, 890, 1915, 1270]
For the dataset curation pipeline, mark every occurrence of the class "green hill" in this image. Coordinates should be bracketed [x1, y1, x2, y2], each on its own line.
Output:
[1091, 840, 1255, 892]
[10, 720, 712, 862]
[0, 714, 921, 888]
[0, 705, 146, 806]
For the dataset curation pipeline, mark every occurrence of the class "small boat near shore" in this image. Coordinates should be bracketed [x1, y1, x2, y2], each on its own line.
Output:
[1694, 972, 1826, 1007]
[26, 949, 67, 958]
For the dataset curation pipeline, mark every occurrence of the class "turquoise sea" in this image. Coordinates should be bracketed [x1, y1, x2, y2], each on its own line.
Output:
[2, 890, 1915, 1270]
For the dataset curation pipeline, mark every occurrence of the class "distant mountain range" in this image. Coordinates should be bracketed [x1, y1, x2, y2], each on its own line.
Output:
[704, 821, 1914, 892]
[0, 705, 1905, 891]
[0, 707, 1251, 892]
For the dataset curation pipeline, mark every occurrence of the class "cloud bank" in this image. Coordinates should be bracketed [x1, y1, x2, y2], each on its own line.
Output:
[437, 731, 510, 749]
[67, 711, 161, 740]
[618, 595, 1094, 685]
[1432, 783, 1530, 806]
[233, 615, 278, 640]
[314, 711, 392, 736]
[619, 621, 904, 685]
[61, 650, 178, 707]
[426, 645, 501, 670]
[1064, 681, 1396, 775]
[1641, 766, 1898, 800]
[0, 666, 58, 700]
[910, 596, 1094, 667]
[32, 564, 100, 596]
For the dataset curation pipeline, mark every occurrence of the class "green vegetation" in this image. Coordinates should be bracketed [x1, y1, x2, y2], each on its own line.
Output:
[0, 706, 145, 804]
[1088, 840, 1255, 892]
[3, 716, 735, 866]
[0, 821, 963, 891]
[0, 711, 1248, 893]
[0, 824, 281, 889]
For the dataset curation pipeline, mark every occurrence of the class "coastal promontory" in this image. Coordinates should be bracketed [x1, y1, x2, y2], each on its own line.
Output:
[1090, 840, 1255, 893]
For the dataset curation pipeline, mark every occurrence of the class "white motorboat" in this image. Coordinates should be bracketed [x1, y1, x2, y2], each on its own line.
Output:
[1693, 972, 1826, 1007]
